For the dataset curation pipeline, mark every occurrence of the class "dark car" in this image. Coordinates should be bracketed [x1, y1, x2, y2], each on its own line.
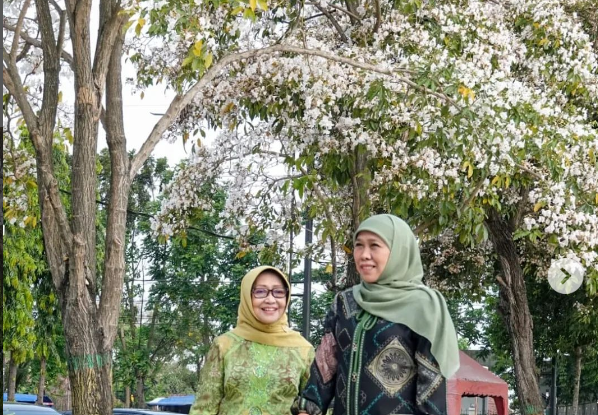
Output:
[113, 411, 180, 415]
[3, 403, 61, 415]
[61, 410, 180, 415]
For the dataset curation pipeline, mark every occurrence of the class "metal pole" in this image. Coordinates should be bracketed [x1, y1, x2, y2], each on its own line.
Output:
[550, 356, 558, 415]
[302, 217, 313, 339]
[288, 196, 295, 316]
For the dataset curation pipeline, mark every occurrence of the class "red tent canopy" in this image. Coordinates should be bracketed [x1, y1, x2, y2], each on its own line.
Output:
[447, 351, 509, 415]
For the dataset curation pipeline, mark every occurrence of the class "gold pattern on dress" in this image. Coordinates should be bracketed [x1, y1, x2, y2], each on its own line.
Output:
[415, 351, 443, 405]
[366, 338, 415, 396]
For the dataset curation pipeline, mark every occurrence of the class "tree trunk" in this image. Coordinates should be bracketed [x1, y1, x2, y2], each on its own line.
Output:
[134, 376, 146, 408]
[486, 208, 544, 415]
[2, 352, 8, 399]
[347, 147, 370, 287]
[4, 0, 153, 413]
[572, 346, 583, 415]
[124, 385, 131, 408]
[59, 1, 128, 414]
[36, 357, 47, 405]
[7, 357, 18, 401]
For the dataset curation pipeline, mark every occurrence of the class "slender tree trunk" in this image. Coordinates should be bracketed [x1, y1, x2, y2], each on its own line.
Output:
[118, 328, 132, 408]
[486, 208, 544, 415]
[347, 147, 370, 287]
[8, 357, 18, 401]
[124, 385, 131, 408]
[134, 376, 146, 408]
[36, 357, 47, 405]
[2, 352, 8, 397]
[572, 346, 583, 415]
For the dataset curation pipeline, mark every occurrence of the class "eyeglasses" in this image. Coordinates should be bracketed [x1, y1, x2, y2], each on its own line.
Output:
[252, 288, 288, 299]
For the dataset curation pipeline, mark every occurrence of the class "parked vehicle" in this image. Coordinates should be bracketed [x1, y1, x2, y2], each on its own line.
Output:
[3, 403, 61, 415]
[2, 394, 54, 406]
[61, 410, 180, 415]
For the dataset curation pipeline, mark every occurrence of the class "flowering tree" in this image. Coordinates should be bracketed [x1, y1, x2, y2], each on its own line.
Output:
[3, 0, 402, 412]
[144, 0, 597, 412]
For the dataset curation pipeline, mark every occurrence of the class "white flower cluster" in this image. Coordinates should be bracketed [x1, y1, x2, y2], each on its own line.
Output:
[148, 0, 597, 277]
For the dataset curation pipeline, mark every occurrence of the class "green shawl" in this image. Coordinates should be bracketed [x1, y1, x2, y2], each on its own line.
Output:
[352, 214, 460, 378]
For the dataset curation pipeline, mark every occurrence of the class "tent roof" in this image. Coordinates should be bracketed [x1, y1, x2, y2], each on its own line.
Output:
[156, 395, 195, 406]
[450, 351, 507, 385]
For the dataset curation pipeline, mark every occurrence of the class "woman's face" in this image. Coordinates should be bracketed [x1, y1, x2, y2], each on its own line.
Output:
[251, 271, 288, 325]
[354, 231, 391, 283]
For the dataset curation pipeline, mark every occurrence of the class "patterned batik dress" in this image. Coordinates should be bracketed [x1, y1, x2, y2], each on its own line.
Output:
[190, 332, 315, 415]
[293, 289, 447, 415]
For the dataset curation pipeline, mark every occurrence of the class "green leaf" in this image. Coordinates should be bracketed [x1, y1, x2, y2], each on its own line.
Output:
[243, 7, 256, 20]
[182, 56, 194, 67]
[191, 57, 202, 71]
[64, 128, 73, 144]
[204, 52, 213, 69]
[193, 40, 203, 57]
[257, 0, 268, 11]
[135, 18, 145, 36]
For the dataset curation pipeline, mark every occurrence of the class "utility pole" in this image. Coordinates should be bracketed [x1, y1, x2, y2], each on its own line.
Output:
[302, 217, 313, 340]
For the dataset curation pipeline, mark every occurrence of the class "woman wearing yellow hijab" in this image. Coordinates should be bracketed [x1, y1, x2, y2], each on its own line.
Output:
[190, 266, 314, 415]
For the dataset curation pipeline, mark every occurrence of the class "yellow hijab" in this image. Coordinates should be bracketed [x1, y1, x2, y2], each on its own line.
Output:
[231, 266, 312, 348]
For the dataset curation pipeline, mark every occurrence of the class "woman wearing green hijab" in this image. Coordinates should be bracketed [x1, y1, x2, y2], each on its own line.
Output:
[293, 214, 459, 415]
[190, 266, 314, 415]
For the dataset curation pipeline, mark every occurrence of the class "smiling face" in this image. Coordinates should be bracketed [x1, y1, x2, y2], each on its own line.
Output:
[251, 271, 288, 325]
[354, 231, 391, 283]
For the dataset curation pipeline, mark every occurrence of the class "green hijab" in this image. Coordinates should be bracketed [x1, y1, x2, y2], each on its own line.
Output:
[231, 266, 312, 349]
[352, 214, 460, 378]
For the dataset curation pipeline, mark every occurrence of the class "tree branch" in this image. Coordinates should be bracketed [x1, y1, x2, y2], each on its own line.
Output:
[55, 4, 67, 60]
[35, 0, 61, 143]
[92, 6, 128, 92]
[414, 218, 436, 237]
[15, 42, 32, 62]
[509, 186, 529, 230]
[2, 64, 40, 140]
[98, 22, 132, 350]
[3, 22, 75, 69]
[312, 3, 349, 43]
[516, 162, 544, 180]
[372, 0, 382, 34]
[130, 44, 456, 180]
[307, 1, 361, 21]
[10, 0, 32, 64]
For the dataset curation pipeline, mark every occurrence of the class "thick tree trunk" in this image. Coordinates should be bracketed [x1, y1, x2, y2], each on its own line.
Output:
[572, 346, 583, 415]
[486, 208, 544, 415]
[36, 357, 47, 405]
[8, 357, 18, 401]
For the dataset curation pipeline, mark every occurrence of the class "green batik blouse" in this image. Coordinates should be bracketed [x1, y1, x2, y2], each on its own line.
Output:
[189, 332, 315, 415]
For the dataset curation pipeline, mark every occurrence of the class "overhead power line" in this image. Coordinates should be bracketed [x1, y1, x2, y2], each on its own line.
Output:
[58, 188, 234, 240]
